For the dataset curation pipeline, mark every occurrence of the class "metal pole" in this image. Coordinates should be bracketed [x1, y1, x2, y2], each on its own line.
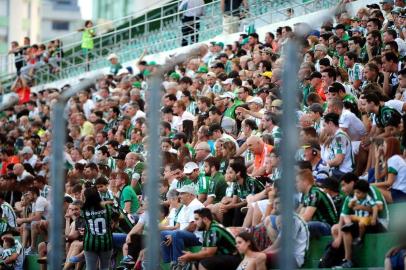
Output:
[279, 40, 300, 270]
[144, 43, 208, 270]
[48, 76, 100, 270]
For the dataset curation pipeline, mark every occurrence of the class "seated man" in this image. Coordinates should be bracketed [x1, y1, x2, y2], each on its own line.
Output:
[160, 185, 204, 264]
[296, 169, 338, 238]
[178, 208, 241, 270]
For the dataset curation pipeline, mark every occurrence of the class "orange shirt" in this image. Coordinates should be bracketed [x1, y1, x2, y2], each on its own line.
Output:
[0, 155, 20, 175]
[254, 144, 273, 170]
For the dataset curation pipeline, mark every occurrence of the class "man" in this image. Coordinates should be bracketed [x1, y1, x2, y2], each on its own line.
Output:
[18, 187, 49, 255]
[365, 93, 402, 138]
[314, 44, 332, 72]
[321, 67, 336, 96]
[335, 40, 349, 69]
[323, 113, 354, 179]
[327, 98, 366, 141]
[203, 157, 227, 206]
[183, 161, 206, 200]
[296, 169, 338, 238]
[107, 53, 122, 76]
[207, 123, 238, 149]
[245, 135, 273, 176]
[179, 0, 204, 46]
[261, 112, 282, 146]
[382, 52, 400, 98]
[75, 113, 94, 137]
[19, 146, 38, 168]
[160, 185, 204, 264]
[344, 51, 364, 91]
[172, 132, 195, 156]
[306, 71, 325, 101]
[115, 171, 139, 217]
[13, 163, 32, 182]
[362, 30, 382, 63]
[124, 103, 146, 125]
[124, 152, 144, 195]
[220, 0, 248, 34]
[178, 208, 241, 270]
[173, 100, 195, 128]
[302, 141, 326, 176]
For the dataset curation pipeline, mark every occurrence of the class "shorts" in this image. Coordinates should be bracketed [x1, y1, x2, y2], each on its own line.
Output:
[199, 254, 241, 270]
[390, 249, 406, 270]
[391, 189, 406, 203]
[351, 215, 372, 226]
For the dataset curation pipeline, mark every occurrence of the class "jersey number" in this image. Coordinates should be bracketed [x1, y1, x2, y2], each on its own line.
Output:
[88, 218, 107, 235]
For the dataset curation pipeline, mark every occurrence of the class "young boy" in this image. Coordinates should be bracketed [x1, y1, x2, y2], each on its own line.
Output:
[0, 234, 23, 270]
[95, 176, 114, 203]
[346, 180, 378, 245]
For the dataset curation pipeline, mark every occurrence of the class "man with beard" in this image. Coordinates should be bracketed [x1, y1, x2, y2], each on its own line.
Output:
[172, 132, 195, 157]
[178, 208, 241, 270]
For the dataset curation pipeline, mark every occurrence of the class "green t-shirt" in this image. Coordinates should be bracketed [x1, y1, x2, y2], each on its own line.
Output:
[81, 29, 95, 49]
[202, 221, 237, 255]
[301, 185, 338, 225]
[110, 63, 123, 76]
[208, 172, 228, 203]
[374, 106, 402, 128]
[198, 173, 210, 195]
[224, 100, 243, 119]
[119, 185, 140, 214]
[232, 177, 264, 200]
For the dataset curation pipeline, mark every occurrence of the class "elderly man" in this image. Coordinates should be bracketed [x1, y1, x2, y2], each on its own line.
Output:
[245, 135, 273, 176]
[19, 146, 38, 168]
[13, 163, 32, 182]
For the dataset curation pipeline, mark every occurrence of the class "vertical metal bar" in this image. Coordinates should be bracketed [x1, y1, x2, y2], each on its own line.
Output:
[279, 40, 300, 270]
[145, 74, 163, 270]
[49, 102, 66, 270]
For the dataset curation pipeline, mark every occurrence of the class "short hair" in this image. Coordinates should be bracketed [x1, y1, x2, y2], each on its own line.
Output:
[383, 52, 399, 64]
[243, 119, 258, 130]
[368, 30, 382, 43]
[249, 32, 259, 39]
[323, 112, 340, 126]
[364, 93, 380, 106]
[353, 180, 369, 193]
[336, 40, 348, 49]
[179, 77, 193, 85]
[297, 169, 314, 184]
[296, 160, 312, 171]
[28, 187, 40, 197]
[198, 96, 212, 107]
[320, 33, 332, 41]
[161, 106, 173, 114]
[204, 156, 220, 171]
[322, 67, 336, 80]
[399, 68, 406, 77]
[194, 208, 213, 221]
[345, 51, 358, 61]
[340, 172, 358, 184]
[264, 112, 280, 125]
[330, 98, 344, 110]
[385, 29, 397, 40]
[95, 176, 109, 185]
[319, 58, 331, 67]
[161, 121, 171, 131]
[164, 94, 177, 102]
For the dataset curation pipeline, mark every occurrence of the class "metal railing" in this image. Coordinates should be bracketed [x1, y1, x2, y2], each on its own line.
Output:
[0, 0, 340, 89]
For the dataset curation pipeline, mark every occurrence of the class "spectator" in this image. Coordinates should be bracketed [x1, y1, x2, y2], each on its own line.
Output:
[221, 0, 248, 34]
[78, 20, 95, 71]
[179, 0, 204, 47]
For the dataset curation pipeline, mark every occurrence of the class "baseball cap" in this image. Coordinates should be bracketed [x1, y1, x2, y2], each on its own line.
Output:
[240, 38, 249, 46]
[271, 99, 283, 108]
[351, 17, 361, 22]
[262, 71, 273, 79]
[220, 92, 235, 99]
[132, 81, 142, 88]
[302, 141, 321, 151]
[147, 61, 157, 66]
[221, 78, 234, 85]
[305, 71, 322, 80]
[173, 132, 187, 141]
[215, 42, 224, 48]
[206, 72, 217, 78]
[176, 184, 196, 195]
[107, 53, 118, 61]
[309, 103, 324, 115]
[366, 3, 380, 9]
[380, 0, 394, 4]
[216, 53, 228, 59]
[20, 146, 33, 155]
[169, 72, 181, 80]
[117, 68, 129, 76]
[248, 97, 263, 106]
[196, 66, 209, 73]
[183, 162, 199, 174]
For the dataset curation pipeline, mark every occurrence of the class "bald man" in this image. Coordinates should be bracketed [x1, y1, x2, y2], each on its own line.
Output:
[124, 152, 144, 195]
[13, 163, 32, 182]
[246, 136, 273, 176]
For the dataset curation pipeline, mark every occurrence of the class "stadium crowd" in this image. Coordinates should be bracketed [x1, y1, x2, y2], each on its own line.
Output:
[1, 0, 406, 269]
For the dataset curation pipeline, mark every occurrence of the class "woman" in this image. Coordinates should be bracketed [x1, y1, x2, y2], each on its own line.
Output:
[79, 20, 95, 71]
[373, 137, 406, 203]
[220, 140, 237, 173]
[235, 232, 267, 270]
[81, 186, 114, 270]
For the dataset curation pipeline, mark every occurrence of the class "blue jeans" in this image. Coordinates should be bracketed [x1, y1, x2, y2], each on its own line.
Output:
[160, 230, 201, 263]
[112, 233, 127, 249]
[84, 250, 113, 270]
[308, 221, 331, 238]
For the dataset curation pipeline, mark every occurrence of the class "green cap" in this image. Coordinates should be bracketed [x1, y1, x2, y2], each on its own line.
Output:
[169, 72, 181, 80]
[132, 81, 142, 88]
[196, 66, 208, 73]
[216, 42, 224, 48]
[241, 38, 249, 46]
[351, 17, 361, 22]
[147, 61, 157, 66]
[143, 70, 151, 76]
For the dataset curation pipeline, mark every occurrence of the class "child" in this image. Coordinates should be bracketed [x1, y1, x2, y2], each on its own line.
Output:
[0, 236, 19, 270]
[95, 176, 114, 203]
[347, 180, 378, 245]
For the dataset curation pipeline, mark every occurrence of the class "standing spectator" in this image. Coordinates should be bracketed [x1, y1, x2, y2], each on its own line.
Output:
[79, 20, 95, 71]
[8, 41, 24, 75]
[107, 54, 123, 76]
[221, 0, 248, 34]
[179, 0, 204, 47]
[81, 186, 114, 270]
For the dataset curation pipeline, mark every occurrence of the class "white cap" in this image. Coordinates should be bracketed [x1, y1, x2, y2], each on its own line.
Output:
[107, 53, 119, 61]
[176, 184, 196, 195]
[248, 96, 263, 106]
[222, 78, 234, 85]
[117, 68, 129, 76]
[162, 81, 178, 90]
[183, 162, 199, 174]
[206, 72, 216, 78]
[220, 92, 235, 99]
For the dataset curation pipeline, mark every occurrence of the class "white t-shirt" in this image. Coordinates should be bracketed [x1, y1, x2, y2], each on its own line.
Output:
[339, 109, 366, 141]
[33, 196, 49, 219]
[327, 129, 353, 173]
[385, 100, 404, 115]
[388, 155, 406, 193]
[177, 198, 204, 231]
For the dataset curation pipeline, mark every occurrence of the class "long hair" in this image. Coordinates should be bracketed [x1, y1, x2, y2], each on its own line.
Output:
[82, 186, 103, 211]
[384, 137, 401, 161]
[237, 232, 259, 252]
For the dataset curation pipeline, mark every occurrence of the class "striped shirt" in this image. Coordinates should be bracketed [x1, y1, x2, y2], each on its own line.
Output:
[1, 202, 17, 228]
[347, 63, 364, 84]
[301, 185, 338, 225]
[202, 221, 237, 255]
[352, 195, 376, 217]
[82, 205, 114, 252]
